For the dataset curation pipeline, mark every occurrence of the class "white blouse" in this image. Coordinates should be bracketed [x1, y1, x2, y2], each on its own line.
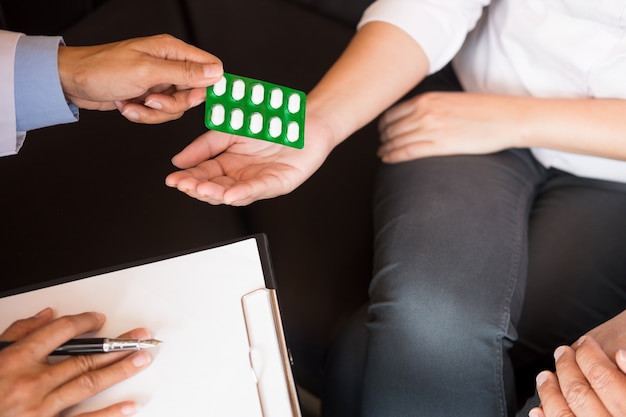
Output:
[359, 0, 626, 183]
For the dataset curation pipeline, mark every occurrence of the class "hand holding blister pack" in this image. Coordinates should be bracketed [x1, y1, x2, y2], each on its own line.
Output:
[205, 73, 306, 149]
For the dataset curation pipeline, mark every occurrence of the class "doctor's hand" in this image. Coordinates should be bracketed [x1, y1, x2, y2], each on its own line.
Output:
[165, 114, 334, 206]
[0, 308, 152, 417]
[58, 34, 223, 124]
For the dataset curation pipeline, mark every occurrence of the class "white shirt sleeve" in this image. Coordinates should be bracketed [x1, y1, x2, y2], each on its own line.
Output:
[0, 30, 24, 156]
[357, 0, 490, 73]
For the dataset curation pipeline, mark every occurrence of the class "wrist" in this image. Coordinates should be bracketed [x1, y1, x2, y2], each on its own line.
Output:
[57, 45, 76, 101]
[305, 97, 346, 152]
[57, 45, 95, 103]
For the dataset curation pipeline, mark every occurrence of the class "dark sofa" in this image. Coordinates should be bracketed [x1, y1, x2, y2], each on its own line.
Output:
[0, 0, 378, 407]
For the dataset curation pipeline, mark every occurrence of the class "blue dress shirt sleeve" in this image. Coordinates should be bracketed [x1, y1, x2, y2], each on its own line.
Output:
[14, 35, 79, 133]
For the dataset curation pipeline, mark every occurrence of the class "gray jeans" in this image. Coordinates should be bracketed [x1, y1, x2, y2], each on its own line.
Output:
[322, 68, 626, 417]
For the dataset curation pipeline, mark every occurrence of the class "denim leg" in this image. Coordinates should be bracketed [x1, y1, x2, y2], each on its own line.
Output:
[362, 150, 546, 416]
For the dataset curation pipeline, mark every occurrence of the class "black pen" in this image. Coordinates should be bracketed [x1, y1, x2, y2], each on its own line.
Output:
[0, 338, 162, 355]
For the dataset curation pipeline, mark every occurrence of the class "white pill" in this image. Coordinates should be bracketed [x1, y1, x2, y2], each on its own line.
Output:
[230, 108, 244, 130]
[232, 79, 245, 101]
[287, 93, 301, 113]
[286, 122, 300, 142]
[269, 117, 282, 138]
[251, 84, 265, 105]
[270, 88, 283, 109]
[210, 104, 225, 125]
[213, 77, 227, 96]
[250, 113, 263, 134]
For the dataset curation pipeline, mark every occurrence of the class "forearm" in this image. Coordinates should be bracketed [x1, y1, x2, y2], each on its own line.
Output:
[307, 21, 429, 149]
[516, 96, 626, 161]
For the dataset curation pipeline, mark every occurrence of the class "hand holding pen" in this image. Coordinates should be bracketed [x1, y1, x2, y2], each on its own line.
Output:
[0, 308, 154, 417]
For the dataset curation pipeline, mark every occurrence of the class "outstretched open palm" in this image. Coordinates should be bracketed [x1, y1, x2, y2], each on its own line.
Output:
[166, 117, 333, 206]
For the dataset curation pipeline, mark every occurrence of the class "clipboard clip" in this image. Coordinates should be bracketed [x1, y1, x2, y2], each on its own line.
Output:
[241, 288, 302, 417]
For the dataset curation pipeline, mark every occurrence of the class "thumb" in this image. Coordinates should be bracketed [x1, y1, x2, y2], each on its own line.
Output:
[148, 58, 224, 89]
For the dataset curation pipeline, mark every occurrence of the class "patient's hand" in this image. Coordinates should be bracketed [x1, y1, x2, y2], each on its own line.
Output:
[166, 113, 334, 206]
[583, 309, 626, 362]
[531, 336, 626, 417]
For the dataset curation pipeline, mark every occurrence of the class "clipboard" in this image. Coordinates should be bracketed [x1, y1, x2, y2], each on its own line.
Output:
[0, 234, 301, 417]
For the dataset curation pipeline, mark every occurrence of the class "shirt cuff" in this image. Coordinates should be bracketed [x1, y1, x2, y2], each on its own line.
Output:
[14, 35, 79, 132]
[357, 0, 488, 73]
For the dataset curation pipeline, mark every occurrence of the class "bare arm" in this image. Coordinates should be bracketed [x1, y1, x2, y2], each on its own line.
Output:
[165, 21, 431, 205]
[517, 97, 626, 160]
[307, 21, 430, 149]
[378, 90, 626, 164]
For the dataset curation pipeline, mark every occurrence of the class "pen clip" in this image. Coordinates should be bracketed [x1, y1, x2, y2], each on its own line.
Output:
[241, 288, 301, 417]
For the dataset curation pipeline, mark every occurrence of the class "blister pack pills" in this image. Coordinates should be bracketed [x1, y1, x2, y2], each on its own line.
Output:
[205, 73, 306, 149]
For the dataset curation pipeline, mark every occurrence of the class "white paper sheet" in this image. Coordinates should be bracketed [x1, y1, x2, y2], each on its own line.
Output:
[0, 237, 295, 416]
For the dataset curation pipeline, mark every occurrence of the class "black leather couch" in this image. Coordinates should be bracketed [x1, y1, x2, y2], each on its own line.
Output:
[0, 0, 378, 404]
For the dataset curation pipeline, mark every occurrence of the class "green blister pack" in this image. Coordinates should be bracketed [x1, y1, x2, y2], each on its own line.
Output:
[205, 73, 306, 149]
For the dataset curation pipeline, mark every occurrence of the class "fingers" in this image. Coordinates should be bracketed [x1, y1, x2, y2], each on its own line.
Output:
[377, 134, 440, 163]
[0, 312, 153, 417]
[378, 99, 416, 138]
[0, 307, 54, 341]
[553, 344, 610, 416]
[60, 33, 222, 123]
[534, 371, 576, 417]
[44, 327, 153, 415]
[574, 336, 626, 416]
[45, 350, 152, 415]
[75, 401, 139, 417]
[6, 312, 106, 361]
[118, 87, 206, 124]
[153, 35, 220, 63]
[51, 328, 151, 382]
[377, 99, 443, 163]
[137, 34, 223, 88]
[528, 406, 546, 417]
[169, 130, 237, 169]
[535, 338, 624, 417]
[145, 87, 206, 113]
[145, 55, 222, 89]
[166, 166, 268, 206]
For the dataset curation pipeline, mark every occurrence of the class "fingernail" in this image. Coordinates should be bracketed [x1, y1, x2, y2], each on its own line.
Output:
[144, 100, 163, 110]
[121, 403, 140, 416]
[133, 328, 151, 340]
[618, 349, 626, 363]
[94, 312, 106, 323]
[122, 109, 140, 121]
[191, 98, 204, 108]
[132, 351, 152, 368]
[577, 335, 587, 347]
[35, 307, 52, 318]
[203, 63, 223, 78]
[554, 346, 566, 361]
[536, 371, 549, 387]
[528, 408, 541, 417]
